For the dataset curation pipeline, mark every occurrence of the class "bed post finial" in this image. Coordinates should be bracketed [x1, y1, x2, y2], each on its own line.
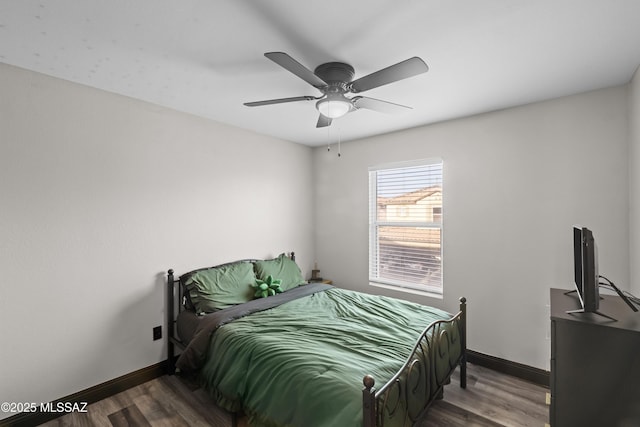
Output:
[290, 251, 295, 261]
[363, 375, 375, 389]
[362, 375, 376, 427]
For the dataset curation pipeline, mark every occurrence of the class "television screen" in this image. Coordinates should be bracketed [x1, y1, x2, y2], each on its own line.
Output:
[581, 227, 599, 312]
[570, 226, 637, 320]
[570, 226, 599, 313]
[573, 226, 584, 306]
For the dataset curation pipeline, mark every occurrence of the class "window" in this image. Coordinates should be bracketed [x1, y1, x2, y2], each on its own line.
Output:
[369, 159, 443, 295]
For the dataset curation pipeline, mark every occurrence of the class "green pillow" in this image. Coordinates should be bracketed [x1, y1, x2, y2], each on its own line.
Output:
[254, 253, 304, 292]
[184, 261, 256, 314]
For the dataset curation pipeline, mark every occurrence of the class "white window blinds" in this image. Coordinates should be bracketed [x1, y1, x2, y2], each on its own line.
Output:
[369, 159, 443, 294]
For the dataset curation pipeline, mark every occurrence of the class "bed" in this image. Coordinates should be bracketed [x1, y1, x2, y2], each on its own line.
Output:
[167, 253, 466, 427]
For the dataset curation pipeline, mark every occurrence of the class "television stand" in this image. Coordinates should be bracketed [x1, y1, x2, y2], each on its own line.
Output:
[550, 288, 640, 427]
[563, 288, 604, 299]
[565, 307, 617, 322]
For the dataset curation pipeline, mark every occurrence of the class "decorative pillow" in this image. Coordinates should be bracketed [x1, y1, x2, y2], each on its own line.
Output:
[254, 253, 305, 292]
[251, 275, 282, 298]
[184, 261, 256, 314]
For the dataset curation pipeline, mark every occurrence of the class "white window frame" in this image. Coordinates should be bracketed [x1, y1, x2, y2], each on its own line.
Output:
[368, 158, 443, 297]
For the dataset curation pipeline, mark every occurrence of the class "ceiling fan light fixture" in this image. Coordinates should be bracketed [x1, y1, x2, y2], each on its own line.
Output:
[246, 52, 429, 129]
[316, 97, 351, 119]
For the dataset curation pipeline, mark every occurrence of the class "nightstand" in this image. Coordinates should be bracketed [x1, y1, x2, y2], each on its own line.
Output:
[309, 279, 332, 284]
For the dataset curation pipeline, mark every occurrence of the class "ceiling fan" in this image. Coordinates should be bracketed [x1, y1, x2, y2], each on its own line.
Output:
[244, 52, 429, 128]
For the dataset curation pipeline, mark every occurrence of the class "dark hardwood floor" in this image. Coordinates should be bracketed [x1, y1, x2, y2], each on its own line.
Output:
[38, 363, 549, 427]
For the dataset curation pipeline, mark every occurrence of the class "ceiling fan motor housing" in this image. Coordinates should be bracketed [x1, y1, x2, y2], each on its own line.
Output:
[314, 62, 355, 87]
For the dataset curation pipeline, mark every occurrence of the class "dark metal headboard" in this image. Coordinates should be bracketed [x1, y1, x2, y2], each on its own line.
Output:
[166, 252, 295, 374]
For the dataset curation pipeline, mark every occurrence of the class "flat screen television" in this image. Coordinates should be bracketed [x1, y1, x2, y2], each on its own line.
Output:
[571, 226, 599, 313]
[572, 227, 583, 302]
[569, 226, 637, 320]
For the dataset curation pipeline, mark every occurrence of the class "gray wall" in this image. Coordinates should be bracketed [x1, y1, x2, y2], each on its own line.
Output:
[0, 63, 314, 418]
[313, 85, 630, 370]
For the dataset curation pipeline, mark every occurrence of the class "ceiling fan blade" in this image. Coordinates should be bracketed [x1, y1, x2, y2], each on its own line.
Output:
[349, 57, 428, 93]
[316, 114, 332, 128]
[265, 52, 327, 89]
[352, 96, 412, 114]
[244, 95, 317, 107]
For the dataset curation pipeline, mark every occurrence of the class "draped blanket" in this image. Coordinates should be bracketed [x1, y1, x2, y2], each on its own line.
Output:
[177, 284, 454, 427]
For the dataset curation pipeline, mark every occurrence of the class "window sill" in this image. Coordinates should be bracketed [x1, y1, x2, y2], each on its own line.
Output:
[369, 281, 443, 300]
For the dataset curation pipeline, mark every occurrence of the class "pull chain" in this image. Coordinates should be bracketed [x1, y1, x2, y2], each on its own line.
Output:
[337, 121, 341, 157]
[325, 116, 341, 157]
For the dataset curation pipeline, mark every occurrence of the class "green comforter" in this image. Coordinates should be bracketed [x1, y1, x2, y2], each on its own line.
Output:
[195, 286, 453, 427]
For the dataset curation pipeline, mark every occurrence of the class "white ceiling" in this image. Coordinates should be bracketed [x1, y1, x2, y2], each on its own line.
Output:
[1, 0, 640, 147]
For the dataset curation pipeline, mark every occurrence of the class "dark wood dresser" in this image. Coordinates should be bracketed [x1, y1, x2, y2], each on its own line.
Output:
[550, 288, 640, 426]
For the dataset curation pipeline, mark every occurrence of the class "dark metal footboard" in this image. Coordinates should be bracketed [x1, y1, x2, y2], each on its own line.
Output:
[363, 297, 467, 427]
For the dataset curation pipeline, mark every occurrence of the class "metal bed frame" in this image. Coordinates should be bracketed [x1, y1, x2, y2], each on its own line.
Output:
[166, 254, 466, 427]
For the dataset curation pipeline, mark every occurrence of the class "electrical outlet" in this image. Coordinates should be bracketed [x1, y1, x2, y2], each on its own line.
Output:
[153, 326, 162, 341]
